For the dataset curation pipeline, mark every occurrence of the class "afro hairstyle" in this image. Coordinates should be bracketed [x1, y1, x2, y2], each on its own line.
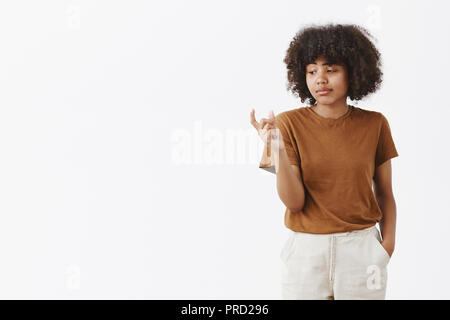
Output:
[283, 23, 383, 105]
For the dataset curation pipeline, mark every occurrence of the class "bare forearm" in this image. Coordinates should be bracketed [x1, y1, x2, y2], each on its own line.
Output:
[275, 146, 305, 212]
[377, 195, 397, 243]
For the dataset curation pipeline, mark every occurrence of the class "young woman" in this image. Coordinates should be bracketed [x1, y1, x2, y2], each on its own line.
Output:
[250, 23, 398, 300]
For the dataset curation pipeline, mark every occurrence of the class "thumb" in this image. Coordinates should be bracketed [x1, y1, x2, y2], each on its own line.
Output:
[268, 110, 275, 120]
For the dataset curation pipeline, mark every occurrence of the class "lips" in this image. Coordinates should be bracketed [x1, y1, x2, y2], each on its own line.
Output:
[317, 89, 332, 95]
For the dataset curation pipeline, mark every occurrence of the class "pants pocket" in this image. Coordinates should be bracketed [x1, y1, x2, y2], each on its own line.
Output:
[280, 232, 296, 263]
[371, 229, 391, 263]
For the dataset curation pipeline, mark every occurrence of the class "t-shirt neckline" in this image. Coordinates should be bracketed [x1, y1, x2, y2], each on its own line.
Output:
[307, 104, 354, 122]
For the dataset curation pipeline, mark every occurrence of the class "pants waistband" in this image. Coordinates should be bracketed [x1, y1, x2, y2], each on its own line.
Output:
[288, 225, 378, 238]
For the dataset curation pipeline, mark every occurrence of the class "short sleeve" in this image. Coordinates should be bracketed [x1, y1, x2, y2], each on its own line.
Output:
[258, 112, 300, 173]
[375, 114, 399, 167]
[276, 114, 300, 167]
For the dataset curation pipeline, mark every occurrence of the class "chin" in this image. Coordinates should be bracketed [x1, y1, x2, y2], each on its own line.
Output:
[316, 96, 335, 102]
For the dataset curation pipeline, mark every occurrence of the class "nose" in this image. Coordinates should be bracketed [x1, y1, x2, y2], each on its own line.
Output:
[316, 72, 328, 85]
[316, 70, 327, 85]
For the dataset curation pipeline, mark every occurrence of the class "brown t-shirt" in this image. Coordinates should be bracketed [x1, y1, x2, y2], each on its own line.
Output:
[261, 105, 399, 234]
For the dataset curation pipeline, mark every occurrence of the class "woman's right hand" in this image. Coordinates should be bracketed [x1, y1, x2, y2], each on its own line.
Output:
[250, 109, 285, 151]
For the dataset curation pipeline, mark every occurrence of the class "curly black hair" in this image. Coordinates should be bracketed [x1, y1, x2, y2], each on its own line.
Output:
[283, 23, 383, 106]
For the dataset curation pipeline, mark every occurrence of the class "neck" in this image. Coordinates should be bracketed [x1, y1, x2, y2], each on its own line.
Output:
[312, 101, 349, 119]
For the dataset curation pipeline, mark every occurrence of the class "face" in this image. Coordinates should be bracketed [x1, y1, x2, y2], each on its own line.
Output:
[305, 56, 349, 105]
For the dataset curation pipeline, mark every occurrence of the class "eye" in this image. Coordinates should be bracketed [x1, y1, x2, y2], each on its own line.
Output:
[308, 70, 337, 74]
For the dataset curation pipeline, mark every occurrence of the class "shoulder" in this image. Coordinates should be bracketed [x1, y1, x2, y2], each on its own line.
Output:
[276, 106, 307, 122]
[352, 105, 388, 125]
[354, 107, 396, 139]
[274, 108, 306, 133]
[353, 105, 380, 118]
[277, 107, 302, 117]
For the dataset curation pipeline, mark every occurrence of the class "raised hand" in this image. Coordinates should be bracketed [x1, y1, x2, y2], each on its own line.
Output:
[250, 109, 285, 150]
[250, 109, 285, 172]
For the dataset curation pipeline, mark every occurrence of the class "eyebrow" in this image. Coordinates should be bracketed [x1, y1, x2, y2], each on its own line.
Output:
[309, 62, 335, 66]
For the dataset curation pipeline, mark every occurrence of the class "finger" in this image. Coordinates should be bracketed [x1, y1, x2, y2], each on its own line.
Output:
[259, 118, 269, 130]
[262, 123, 274, 132]
[268, 110, 275, 120]
[266, 116, 275, 127]
[250, 109, 259, 128]
[263, 120, 275, 131]
[252, 110, 267, 130]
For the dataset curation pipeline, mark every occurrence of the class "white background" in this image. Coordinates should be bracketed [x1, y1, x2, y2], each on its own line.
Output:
[0, 0, 448, 299]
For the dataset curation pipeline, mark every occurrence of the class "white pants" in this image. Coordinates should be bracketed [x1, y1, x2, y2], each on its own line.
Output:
[280, 224, 391, 300]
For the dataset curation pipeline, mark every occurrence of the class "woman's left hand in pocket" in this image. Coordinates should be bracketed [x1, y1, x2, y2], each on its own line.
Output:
[381, 239, 395, 258]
